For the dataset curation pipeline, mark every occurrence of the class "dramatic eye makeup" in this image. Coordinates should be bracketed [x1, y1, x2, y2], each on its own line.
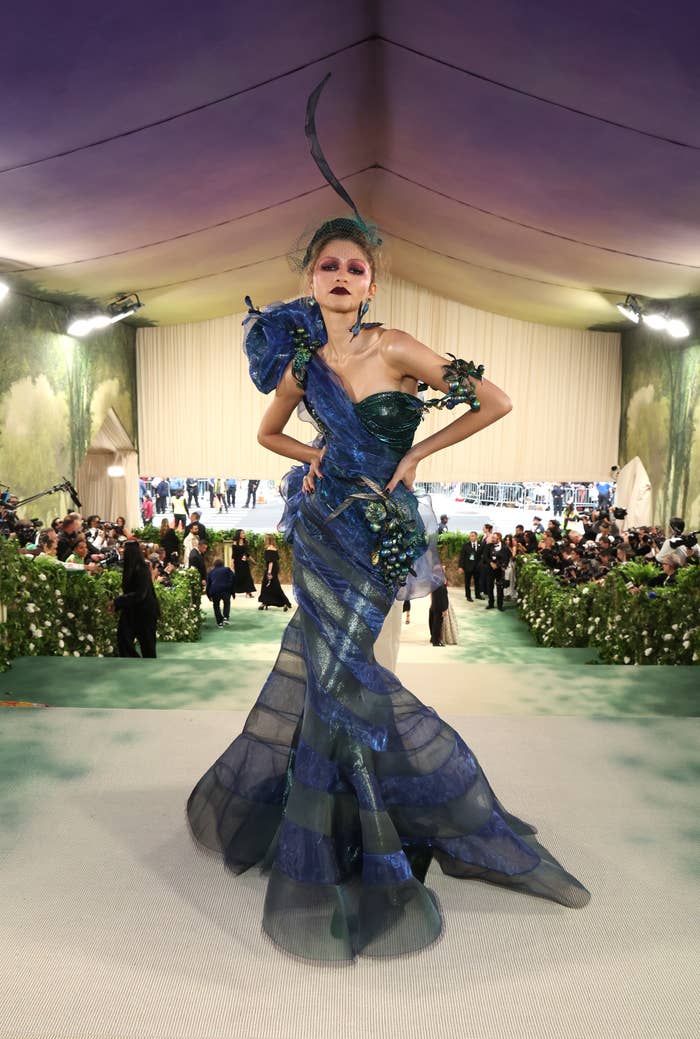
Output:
[318, 257, 367, 275]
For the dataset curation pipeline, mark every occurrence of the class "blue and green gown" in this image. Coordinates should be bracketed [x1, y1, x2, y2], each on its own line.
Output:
[187, 299, 590, 961]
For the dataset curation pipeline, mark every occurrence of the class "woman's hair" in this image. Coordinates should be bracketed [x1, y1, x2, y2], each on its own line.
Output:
[159, 518, 170, 537]
[38, 529, 55, 551]
[236, 528, 245, 542]
[122, 540, 148, 590]
[116, 516, 126, 526]
[302, 218, 379, 282]
[264, 533, 277, 548]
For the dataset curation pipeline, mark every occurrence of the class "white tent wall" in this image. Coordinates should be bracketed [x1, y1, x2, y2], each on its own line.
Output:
[136, 276, 621, 482]
[75, 409, 140, 530]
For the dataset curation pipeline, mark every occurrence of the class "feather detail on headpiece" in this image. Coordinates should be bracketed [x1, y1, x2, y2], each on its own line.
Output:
[302, 74, 382, 268]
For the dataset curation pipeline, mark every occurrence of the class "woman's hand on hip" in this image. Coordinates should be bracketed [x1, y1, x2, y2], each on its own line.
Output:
[386, 453, 417, 494]
[302, 446, 326, 494]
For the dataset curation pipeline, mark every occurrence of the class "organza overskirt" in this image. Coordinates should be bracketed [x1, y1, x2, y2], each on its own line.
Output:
[187, 331, 590, 961]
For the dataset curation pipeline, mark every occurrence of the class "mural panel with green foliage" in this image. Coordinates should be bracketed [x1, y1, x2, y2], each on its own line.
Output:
[0, 294, 136, 522]
[619, 319, 700, 527]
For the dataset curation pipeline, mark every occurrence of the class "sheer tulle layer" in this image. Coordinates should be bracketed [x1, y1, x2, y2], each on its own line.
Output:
[187, 343, 590, 961]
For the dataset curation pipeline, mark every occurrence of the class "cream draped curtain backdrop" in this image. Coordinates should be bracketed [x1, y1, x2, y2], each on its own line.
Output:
[136, 276, 620, 482]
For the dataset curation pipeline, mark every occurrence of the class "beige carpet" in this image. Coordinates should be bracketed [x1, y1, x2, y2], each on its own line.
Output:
[2, 707, 697, 1039]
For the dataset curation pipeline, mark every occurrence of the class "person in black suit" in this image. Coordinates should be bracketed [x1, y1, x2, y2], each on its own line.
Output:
[476, 524, 493, 598]
[206, 558, 236, 627]
[485, 532, 511, 611]
[185, 477, 200, 509]
[188, 539, 208, 593]
[185, 511, 208, 543]
[551, 483, 565, 518]
[113, 541, 160, 657]
[458, 530, 480, 601]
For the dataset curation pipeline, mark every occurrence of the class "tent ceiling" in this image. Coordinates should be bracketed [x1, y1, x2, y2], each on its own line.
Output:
[1, 1, 699, 330]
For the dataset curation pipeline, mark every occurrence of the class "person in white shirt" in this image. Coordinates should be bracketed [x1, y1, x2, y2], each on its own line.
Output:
[656, 517, 700, 564]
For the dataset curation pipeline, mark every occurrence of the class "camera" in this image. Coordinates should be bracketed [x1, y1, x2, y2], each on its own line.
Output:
[670, 531, 698, 551]
[97, 547, 121, 569]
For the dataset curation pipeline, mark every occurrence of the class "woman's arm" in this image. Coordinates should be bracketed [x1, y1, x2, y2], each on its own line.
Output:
[257, 363, 326, 488]
[383, 331, 512, 493]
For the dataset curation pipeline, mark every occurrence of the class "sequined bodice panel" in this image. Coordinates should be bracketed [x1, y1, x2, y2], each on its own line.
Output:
[353, 391, 422, 457]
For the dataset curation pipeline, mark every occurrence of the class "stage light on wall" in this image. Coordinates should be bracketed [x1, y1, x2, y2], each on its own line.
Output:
[616, 294, 692, 339]
[616, 294, 641, 323]
[667, 317, 690, 338]
[0, 281, 9, 303]
[108, 292, 143, 324]
[67, 292, 144, 337]
[107, 464, 125, 478]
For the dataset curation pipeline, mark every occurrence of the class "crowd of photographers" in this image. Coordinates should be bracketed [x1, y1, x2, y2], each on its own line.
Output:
[454, 509, 698, 609]
[1, 509, 188, 589]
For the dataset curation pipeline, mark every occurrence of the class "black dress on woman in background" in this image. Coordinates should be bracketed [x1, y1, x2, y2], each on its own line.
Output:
[258, 549, 291, 610]
[159, 527, 180, 562]
[115, 564, 160, 658]
[232, 542, 256, 595]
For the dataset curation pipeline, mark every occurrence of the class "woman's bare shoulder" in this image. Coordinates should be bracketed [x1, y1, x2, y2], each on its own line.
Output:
[377, 328, 423, 363]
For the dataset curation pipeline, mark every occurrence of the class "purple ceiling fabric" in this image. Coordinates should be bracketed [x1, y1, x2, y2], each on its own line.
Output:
[0, 0, 698, 327]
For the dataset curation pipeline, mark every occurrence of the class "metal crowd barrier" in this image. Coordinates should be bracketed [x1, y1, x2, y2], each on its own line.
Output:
[429, 481, 607, 512]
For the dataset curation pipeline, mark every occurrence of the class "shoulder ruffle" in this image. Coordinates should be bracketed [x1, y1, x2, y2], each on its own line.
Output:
[242, 296, 327, 394]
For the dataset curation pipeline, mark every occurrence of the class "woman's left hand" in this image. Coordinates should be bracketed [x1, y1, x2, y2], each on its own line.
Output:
[386, 453, 418, 494]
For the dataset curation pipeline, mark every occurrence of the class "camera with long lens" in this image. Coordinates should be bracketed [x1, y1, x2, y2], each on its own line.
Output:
[670, 531, 699, 551]
[668, 517, 698, 552]
[97, 547, 121, 569]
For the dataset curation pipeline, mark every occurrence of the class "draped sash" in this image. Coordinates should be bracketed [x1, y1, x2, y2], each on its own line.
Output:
[187, 309, 590, 962]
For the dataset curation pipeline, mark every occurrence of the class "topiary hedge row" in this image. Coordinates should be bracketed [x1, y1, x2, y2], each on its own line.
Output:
[0, 539, 202, 672]
[516, 554, 700, 665]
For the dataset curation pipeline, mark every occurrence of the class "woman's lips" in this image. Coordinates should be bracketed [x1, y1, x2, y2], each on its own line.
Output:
[330, 287, 350, 295]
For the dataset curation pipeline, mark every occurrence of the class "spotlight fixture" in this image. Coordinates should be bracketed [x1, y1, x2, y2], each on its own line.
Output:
[67, 292, 144, 337]
[641, 306, 669, 331]
[666, 317, 690, 339]
[107, 464, 125, 478]
[108, 292, 144, 324]
[616, 294, 641, 324]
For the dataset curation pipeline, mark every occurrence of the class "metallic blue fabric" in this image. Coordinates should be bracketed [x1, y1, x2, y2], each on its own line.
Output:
[187, 301, 591, 961]
[362, 851, 413, 885]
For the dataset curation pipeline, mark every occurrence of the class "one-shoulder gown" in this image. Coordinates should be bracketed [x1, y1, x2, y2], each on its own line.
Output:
[187, 298, 590, 961]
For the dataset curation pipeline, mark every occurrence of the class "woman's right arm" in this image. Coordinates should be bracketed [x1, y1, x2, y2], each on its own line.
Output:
[257, 363, 325, 483]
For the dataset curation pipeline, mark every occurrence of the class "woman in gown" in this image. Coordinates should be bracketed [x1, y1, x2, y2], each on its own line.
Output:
[258, 534, 292, 611]
[232, 529, 256, 597]
[187, 78, 589, 963]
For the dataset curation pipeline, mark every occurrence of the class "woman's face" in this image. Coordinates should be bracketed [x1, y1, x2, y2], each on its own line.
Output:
[310, 238, 375, 316]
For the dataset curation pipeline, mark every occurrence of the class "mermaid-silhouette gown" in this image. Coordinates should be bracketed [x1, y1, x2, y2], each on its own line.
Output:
[187, 299, 590, 961]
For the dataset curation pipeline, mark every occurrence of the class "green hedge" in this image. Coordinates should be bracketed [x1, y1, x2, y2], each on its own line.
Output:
[0, 540, 202, 672]
[516, 554, 700, 665]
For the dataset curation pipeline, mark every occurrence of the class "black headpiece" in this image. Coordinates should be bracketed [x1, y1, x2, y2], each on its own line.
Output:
[302, 74, 382, 269]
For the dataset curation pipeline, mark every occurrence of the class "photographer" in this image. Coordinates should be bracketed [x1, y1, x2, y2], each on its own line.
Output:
[0, 495, 19, 537]
[56, 515, 81, 561]
[657, 517, 700, 565]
